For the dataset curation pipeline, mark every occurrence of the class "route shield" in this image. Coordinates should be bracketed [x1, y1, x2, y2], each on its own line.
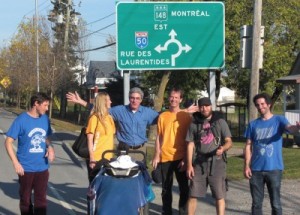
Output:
[135, 32, 148, 49]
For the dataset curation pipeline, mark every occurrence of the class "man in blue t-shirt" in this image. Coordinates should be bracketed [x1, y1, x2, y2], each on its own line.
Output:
[5, 92, 55, 215]
[244, 93, 300, 215]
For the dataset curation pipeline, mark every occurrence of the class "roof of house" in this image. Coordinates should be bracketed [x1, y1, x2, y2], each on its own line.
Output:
[89, 61, 117, 78]
[86, 61, 119, 87]
[276, 53, 300, 85]
[276, 74, 300, 84]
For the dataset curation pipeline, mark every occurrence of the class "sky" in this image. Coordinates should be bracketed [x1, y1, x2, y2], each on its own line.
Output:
[0, 0, 131, 62]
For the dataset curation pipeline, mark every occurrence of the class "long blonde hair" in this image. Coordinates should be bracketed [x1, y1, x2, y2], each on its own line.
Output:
[90, 92, 110, 131]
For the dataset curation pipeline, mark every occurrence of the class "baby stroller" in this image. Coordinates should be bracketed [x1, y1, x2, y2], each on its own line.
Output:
[87, 150, 154, 215]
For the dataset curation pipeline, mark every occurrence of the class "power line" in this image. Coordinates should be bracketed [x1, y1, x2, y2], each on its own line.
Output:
[79, 23, 115, 39]
[24, 0, 49, 17]
[9, 0, 50, 44]
[74, 42, 115, 53]
[84, 12, 115, 26]
[84, 29, 110, 38]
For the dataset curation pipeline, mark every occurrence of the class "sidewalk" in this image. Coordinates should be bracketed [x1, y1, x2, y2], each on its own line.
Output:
[227, 147, 244, 157]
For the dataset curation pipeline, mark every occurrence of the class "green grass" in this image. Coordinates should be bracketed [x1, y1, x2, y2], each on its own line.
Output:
[146, 146, 155, 172]
[147, 142, 300, 181]
[227, 143, 300, 180]
[227, 156, 245, 180]
[282, 147, 300, 179]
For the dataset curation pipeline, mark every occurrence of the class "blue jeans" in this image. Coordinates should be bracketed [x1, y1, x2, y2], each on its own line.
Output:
[250, 170, 282, 215]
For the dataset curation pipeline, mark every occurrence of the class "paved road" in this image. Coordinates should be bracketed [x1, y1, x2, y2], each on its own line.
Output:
[1, 108, 300, 214]
[0, 109, 89, 215]
[62, 133, 300, 215]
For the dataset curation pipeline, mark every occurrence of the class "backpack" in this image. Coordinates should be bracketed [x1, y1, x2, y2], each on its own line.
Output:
[192, 111, 227, 163]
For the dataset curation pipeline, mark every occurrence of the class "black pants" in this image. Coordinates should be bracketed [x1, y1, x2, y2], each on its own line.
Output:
[161, 160, 189, 215]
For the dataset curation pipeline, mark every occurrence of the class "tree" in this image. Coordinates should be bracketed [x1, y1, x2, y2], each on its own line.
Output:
[48, 0, 83, 118]
[0, 13, 83, 117]
[1, 18, 55, 108]
[223, 0, 300, 102]
[141, 70, 209, 109]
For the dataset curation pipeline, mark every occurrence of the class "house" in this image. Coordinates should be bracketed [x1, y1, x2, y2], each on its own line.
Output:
[84, 61, 120, 102]
[276, 52, 300, 113]
[217, 87, 235, 105]
[86, 61, 119, 90]
[199, 87, 235, 105]
[276, 52, 300, 146]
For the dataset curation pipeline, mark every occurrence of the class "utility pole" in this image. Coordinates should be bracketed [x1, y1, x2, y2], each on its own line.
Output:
[249, 0, 262, 121]
[64, 0, 71, 61]
[35, 0, 40, 92]
[61, 0, 71, 118]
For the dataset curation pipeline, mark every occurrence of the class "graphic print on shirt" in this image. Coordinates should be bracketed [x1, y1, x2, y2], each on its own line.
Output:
[255, 126, 274, 157]
[197, 121, 219, 154]
[28, 128, 46, 153]
[200, 121, 214, 145]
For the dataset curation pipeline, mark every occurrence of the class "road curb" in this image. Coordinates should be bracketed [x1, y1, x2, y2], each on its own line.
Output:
[62, 141, 85, 169]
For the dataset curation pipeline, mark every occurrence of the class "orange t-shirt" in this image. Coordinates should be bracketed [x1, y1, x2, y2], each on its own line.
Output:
[86, 114, 115, 161]
[157, 111, 191, 162]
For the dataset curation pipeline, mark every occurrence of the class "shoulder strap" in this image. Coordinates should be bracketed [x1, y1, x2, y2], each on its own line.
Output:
[194, 122, 203, 143]
[211, 120, 221, 145]
[194, 122, 202, 156]
[211, 119, 228, 162]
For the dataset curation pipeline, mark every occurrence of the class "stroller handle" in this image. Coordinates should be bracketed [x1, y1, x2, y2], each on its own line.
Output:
[102, 149, 146, 161]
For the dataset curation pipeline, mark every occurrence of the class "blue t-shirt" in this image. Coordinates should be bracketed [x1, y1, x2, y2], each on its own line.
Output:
[110, 105, 158, 146]
[244, 115, 289, 171]
[6, 112, 52, 172]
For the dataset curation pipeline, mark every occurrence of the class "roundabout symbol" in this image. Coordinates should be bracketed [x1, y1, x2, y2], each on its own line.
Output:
[154, 29, 192, 66]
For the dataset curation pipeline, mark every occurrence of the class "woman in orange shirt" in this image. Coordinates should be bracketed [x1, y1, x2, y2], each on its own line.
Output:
[86, 92, 116, 183]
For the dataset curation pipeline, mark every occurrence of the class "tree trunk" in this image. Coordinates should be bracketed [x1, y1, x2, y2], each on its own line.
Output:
[59, 89, 67, 118]
[17, 91, 21, 109]
[148, 71, 171, 141]
[49, 90, 53, 119]
[154, 71, 171, 111]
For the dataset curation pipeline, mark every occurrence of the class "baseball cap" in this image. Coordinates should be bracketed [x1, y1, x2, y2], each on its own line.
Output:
[198, 97, 212, 106]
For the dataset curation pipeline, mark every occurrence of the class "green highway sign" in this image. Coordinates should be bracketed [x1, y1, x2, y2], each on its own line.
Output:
[116, 2, 225, 70]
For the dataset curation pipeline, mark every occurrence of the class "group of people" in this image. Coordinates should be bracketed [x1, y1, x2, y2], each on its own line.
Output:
[4, 89, 300, 215]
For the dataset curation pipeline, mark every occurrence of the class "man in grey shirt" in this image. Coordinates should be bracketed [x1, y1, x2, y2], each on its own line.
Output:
[186, 97, 232, 215]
